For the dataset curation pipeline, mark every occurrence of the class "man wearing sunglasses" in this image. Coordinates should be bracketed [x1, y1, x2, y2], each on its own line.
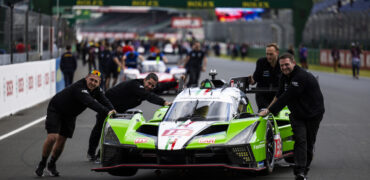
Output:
[35, 70, 116, 177]
[87, 73, 171, 160]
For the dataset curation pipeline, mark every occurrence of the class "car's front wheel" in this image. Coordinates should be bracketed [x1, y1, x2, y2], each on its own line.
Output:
[261, 122, 275, 175]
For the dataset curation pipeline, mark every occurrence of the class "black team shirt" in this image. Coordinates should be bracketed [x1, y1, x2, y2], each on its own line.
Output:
[105, 79, 165, 112]
[269, 66, 325, 119]
[48, 78, 114, 117]
[252, 57, 281, 90]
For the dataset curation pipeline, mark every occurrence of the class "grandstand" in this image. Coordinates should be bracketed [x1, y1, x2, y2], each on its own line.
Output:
[311, 0, 369, 14]
[303, 0, 370, 48]
[340, 0, 370, 12]
[79, 10, 179, 35]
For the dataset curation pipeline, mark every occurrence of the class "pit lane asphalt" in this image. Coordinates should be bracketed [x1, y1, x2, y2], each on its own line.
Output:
[1, 55, 369, 180]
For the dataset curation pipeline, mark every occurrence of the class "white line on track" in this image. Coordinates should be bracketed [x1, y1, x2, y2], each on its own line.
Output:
[0, 115, 46, 141]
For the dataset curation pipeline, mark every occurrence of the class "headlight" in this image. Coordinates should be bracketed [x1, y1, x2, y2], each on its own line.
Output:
[103, 123, 120, 145]
[226, 121, 259, 145]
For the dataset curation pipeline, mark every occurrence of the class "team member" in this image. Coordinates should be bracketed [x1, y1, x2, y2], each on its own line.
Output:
[259, 53, 325, 180]
[60, 45, 77, 87]
[105, 46, 123, 89]
[87, 44, 97, 72]
[87, 73, 171, 160]
[35, 70, 116, 177]
[183, 42, 207, 87]
[147, 48, 168, 63]
[122, 50, 145, 69]
[350, 42, 362, 79]
[299, 44, 309, 69]
[97, 43, 112, 90]
[248, 43, 281, 111]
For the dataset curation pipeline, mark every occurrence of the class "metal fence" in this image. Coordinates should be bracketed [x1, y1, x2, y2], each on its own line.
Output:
[303, 11, 370, 49]
[0, 5, 74, 65]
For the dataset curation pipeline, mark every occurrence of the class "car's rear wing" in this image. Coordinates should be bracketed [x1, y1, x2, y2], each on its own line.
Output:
[229, 77, 278, 94]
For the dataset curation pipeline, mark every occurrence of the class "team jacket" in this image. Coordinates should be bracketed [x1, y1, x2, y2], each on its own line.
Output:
[60, 52, 77, 72]
[48, 79, 114, 117]
[252, 57, 281, 89]
[186, 50, 205, 69]
[269, 66, 325, 119]
[106, 79, 165, 112]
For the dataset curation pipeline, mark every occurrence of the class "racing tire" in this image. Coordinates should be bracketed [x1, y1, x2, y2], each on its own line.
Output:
[108, 168, 138, 176]
[261, 122, 275, 175]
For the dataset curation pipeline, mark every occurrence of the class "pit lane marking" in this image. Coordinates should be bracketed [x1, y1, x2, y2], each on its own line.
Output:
[0, 116, 46, 141]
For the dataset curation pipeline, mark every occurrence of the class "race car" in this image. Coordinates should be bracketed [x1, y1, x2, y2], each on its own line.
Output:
[93, 70, 294, 176]
[120, 60, 186, 93]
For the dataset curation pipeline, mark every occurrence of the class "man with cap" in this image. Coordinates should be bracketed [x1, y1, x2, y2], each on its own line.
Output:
[35, 70, 116, 177]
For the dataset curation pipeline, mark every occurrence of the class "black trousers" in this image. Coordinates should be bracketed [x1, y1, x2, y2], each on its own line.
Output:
[352, 63, 360, 77]
[88, 107, 126, 156]
[62, 71, 74, 87]
[88, 113, 106, 156]
[290, 114, 323, 175]
[187, 67, 201, 87]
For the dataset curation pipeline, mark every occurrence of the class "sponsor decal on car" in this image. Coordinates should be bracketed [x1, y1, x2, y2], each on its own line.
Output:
[134, 138, 148, 144]
[258, 161, 264, 168]
[254, 143, 265, 149]
[198, 137, 216, 144]
[274, 134, 282, 158]
[162, 129, 193, 136]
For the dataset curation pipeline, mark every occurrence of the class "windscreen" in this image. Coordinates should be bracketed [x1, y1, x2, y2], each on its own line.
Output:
[164, 100, 233, 122]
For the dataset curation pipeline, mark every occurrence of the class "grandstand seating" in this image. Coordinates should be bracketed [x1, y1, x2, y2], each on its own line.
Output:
[80, 11, 177, 34]
[340, 0, 370, 12]
[311, 0, 339, 14]
[311, 0, 369, 14]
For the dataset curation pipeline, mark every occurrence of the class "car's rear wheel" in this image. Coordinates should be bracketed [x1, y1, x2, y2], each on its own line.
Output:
[262, 122, 275, 175]
[108, 168, 138, 176]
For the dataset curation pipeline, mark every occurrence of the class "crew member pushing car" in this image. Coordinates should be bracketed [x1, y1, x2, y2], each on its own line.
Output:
[35, 70, 116, 177]
[87, 73, 172, 160]
[259, 53, 325, 180]
[248, 43, 281, 111]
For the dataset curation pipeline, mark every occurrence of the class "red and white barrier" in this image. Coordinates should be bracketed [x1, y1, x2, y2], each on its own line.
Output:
[0, 60, 56, 119]
[320, 49, 370, 70]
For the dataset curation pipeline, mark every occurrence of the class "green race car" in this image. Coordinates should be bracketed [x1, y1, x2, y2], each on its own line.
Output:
[93, 71, 294, 176]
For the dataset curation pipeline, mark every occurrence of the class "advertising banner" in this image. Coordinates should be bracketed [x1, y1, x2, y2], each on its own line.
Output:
[320, 49, 369, 70]
[0, 60, 56, 119]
